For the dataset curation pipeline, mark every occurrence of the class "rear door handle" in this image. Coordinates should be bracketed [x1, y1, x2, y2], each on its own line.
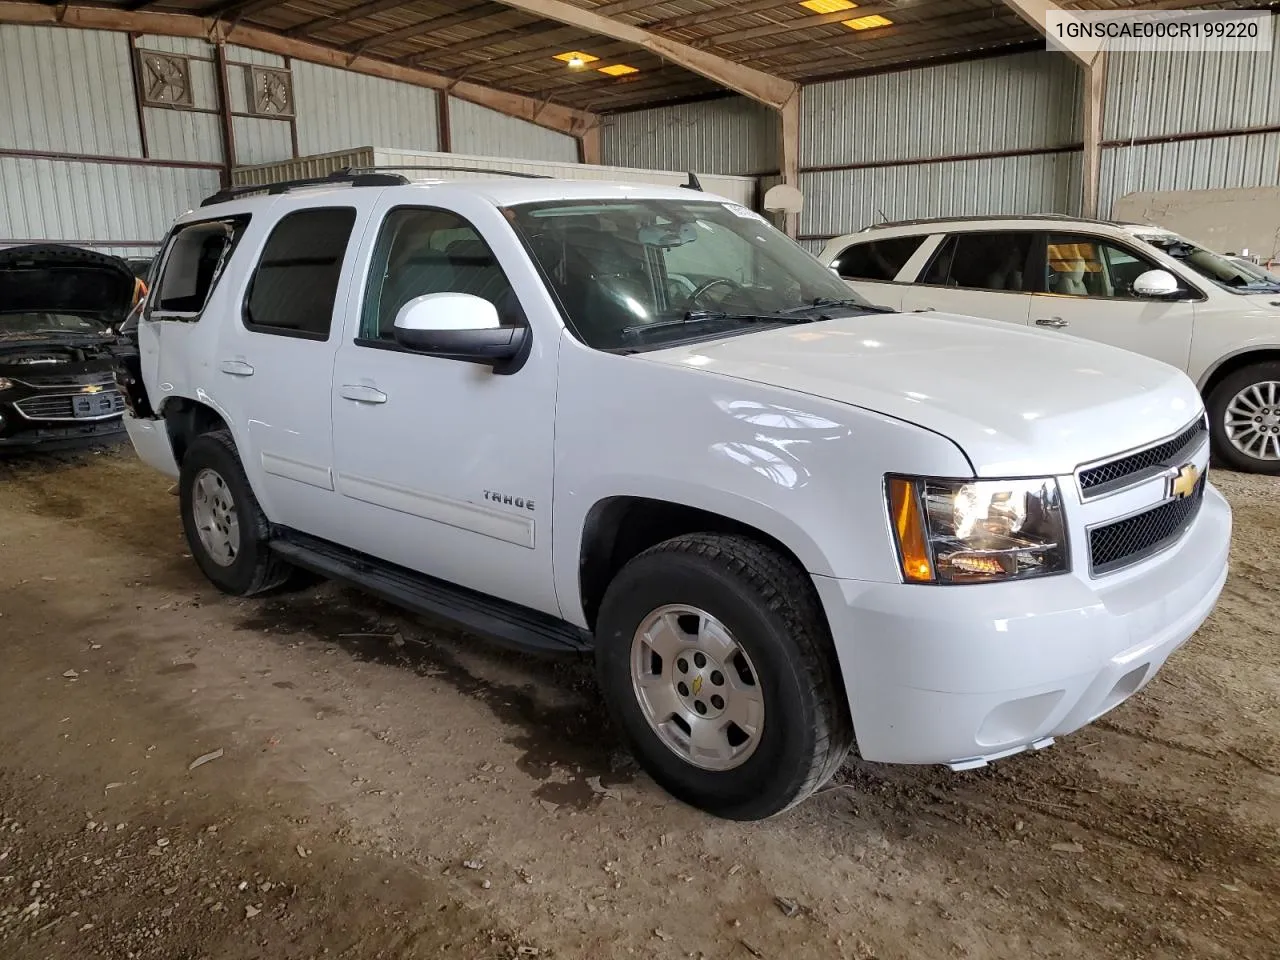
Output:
[1035, 317, 1068, 328]
[913, 307, 935, 313]
[339, 384, 388, 404]
[220, 359, 254, 376]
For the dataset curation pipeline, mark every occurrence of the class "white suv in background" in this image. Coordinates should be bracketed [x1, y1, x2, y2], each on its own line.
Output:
[819, 216, 1280, 474]
[118, 174, 1229, 820]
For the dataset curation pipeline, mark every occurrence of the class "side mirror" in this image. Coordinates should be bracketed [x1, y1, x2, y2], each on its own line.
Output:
[1132, 269, 1182, 299]
[392, 292, 527, 372]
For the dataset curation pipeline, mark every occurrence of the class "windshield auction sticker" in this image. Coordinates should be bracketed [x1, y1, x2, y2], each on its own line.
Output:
[1043, 9, 1272, 56]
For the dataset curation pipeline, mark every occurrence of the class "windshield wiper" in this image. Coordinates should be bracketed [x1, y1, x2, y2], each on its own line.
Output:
[620, 310, 805, 339]
[777, 297, 891, 315]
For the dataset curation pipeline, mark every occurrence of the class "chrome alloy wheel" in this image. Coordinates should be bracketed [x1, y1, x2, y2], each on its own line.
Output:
[630, 604, 765, 771]
[190, 467, 240, 567]
[1225, 381, 1280, 461]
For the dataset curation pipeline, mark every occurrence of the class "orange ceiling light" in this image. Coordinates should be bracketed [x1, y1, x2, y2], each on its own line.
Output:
[800, 0, 856, 13]
[842, 13, 893, 30]
[553, 51, 599, 68]
[598, 64, 639, 76]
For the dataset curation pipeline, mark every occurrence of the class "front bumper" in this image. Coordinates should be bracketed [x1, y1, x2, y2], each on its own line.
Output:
[815, 483, 1231, 767]
[0, 388, 127, 448]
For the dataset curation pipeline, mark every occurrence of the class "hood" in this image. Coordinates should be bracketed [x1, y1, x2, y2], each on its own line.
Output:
[0, 244, 139, 335]
[639, 312, 1204, 478]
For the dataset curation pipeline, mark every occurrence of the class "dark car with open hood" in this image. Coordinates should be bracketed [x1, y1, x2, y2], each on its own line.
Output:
[0, 244, 143, 450]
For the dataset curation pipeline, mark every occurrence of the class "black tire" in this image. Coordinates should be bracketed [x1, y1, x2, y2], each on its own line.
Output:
[594, 533, 853, 820]
[1206, 361, 1280, 474]
[179, 429, 292, 595]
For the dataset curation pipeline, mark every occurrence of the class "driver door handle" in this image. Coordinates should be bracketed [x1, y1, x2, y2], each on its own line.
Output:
[339, 384, 388, 404]
[1035, 317, 1069, 328]
[220, 359, 254, 376]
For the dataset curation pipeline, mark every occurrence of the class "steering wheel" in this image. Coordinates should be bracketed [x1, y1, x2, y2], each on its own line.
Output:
[688, 277, 738, 308]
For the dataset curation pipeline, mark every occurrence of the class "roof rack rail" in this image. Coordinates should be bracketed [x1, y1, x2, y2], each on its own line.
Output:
[343, 164, 552, 180]
[200, 169, 410, 207]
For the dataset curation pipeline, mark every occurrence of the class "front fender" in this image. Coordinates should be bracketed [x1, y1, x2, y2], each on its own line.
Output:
[552, 338, 972, 625]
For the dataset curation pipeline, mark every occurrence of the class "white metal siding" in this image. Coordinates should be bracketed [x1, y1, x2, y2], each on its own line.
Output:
[226, 62, 251, 114]
[0, 156, 219, 245]
[802, 52, 1081, 168]
[145, 110, 224, 163]
[801, 151, 1082, 239]
[1099, 134, 1280, 218]
[0, 25, 142, 157]
[601, 96, 778, 175]
[225, 45, 285, 68]
[292, 60, 439, 156]
[447, 97, 577, 163]
[232, 116, 294, 166]
[1105, 28, 1280, 141]
[135, 35, 213, 58]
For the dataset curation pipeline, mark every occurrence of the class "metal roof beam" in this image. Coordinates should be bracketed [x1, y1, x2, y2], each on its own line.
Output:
[485, 0, 797, 109]
[999, 0, 1094, 66]
[0, 1, 596, 137]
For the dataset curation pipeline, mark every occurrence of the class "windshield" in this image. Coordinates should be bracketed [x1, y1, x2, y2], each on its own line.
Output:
[1136, 233, 1280, 292]
[0, 312, 110, 338]
[505, 198, 871, 350]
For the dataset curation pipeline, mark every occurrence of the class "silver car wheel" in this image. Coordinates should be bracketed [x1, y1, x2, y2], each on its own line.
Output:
[1225, 380, 1280, 461]
[630, 604, 765, 772]
[190, 467, 240, 567]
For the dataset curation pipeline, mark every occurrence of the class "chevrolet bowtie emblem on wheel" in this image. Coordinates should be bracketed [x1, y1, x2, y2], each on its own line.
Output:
[1167, 463, 1200, 500]
[82, 384, 104, 394]
[691, 675, 703, 696]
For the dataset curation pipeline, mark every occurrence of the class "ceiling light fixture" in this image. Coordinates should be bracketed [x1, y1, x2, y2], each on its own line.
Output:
[598, 64, 639, 76]
[842, 13, 893, 30]
[800, 0, 856, 13]
[553, 51, 599, 68]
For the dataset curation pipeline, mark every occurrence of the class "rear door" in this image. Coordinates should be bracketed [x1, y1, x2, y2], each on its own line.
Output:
[898, 230, 1036, 326]
[213, 200, 369, 534]
[826, 234, 931, 310]
[1026, 232, 1197, 371]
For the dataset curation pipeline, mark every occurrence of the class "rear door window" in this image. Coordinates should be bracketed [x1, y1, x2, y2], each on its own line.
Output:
[831, 235, 926, 281]
[149, 216, 250, 318]
[243, 208, 357, 340]
[920, 231, 1035, 292]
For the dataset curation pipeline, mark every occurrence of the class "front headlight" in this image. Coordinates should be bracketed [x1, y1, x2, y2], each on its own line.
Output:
[886, 476, 1068, 584]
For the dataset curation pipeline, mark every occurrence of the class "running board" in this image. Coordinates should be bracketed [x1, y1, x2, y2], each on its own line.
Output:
[269, 529, 592, 656]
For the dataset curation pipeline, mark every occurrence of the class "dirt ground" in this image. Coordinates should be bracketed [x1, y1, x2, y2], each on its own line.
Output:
[0, 445, 1276, 960]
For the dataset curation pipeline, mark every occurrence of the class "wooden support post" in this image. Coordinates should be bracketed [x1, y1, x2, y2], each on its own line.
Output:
[214, 42, 236, 186]
[579, 123, 601, 165]
[778, 93, 800, 238]
[437, 89, 452, 153]
[1081, 51, 1105, 219]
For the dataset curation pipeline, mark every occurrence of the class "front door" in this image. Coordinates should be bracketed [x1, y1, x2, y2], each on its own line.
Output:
[897, 230, 1036, 326]
[328, 193, 560, 617]
[1027, 232, 1196, 372]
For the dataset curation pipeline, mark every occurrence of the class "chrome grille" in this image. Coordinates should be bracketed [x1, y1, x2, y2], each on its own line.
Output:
[16, 371, 115, 389]
[15, 391, 125, 421]
[1089, 478, 1205, 575]
[1078, 419, 1207, 498]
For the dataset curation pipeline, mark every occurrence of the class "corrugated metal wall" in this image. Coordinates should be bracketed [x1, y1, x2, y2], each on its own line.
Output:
[0, 155, 219, 247]
[1099, 25, 1280, 217]
[292, 59, 439, 156]
[0, 25, 219, 254]
[601, 97, 779, 175]
[799, 51, 1083, 242]
[1, 25, 142, 157]
[448, 97, 578, 163]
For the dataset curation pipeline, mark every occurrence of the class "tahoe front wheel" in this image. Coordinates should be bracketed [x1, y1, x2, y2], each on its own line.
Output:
[594, 533, 853, 820]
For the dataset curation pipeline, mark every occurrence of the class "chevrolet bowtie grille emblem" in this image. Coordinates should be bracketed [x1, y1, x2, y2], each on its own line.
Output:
[82, 384, 104, 394]
[1168, 463, 1200, 500]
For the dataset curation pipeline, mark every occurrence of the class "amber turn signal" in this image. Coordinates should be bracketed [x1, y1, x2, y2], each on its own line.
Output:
[887, 478, 934, 583]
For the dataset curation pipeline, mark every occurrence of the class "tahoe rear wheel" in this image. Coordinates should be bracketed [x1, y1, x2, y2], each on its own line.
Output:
[595, 533, 853, 820]
[179, 429, 292, 595]
[1208, 362, 1280, 475]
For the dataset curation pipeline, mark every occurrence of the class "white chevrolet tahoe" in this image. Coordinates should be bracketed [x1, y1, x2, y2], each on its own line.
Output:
[117, 172, 1231, 820]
